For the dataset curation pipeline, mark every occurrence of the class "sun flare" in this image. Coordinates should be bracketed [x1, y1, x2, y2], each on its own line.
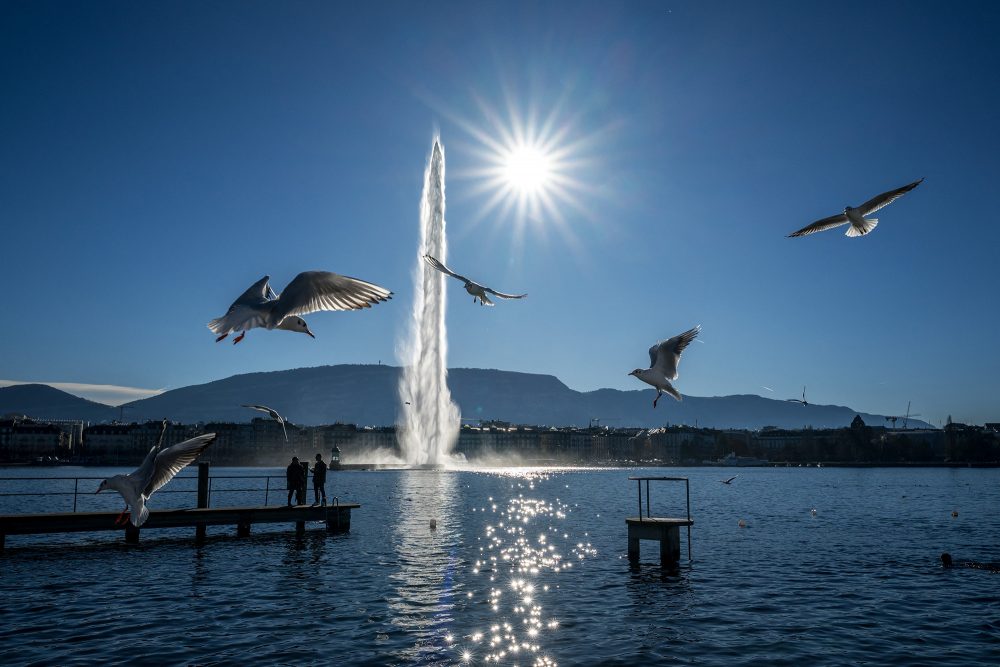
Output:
[503, 144, 552, 194]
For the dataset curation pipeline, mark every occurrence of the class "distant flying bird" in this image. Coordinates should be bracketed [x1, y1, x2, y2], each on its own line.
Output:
[96, 433, 216, 527]
[209, 272, 392, 344]
[787, 178, 923, 238]
[423, 255, 527, 306]
[786, 386, 809, 406]
[629, 325, 701, 407]
[242, 404, 288, 442]
[721, 475, 738, 485]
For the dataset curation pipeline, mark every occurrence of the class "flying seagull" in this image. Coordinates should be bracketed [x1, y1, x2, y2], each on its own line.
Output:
[629, 325, 701, 407]
[242, 404, 288, 442]
[209, 271, 392, 344]
[721, 475, 738, 485]
[786, 386, 808, 406]
[787, 178, 923, 238]
[96, 433, 216, 527]
[423, 255, 526, 306]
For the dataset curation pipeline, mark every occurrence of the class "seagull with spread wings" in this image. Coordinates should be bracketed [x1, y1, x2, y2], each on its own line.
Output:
[96, 432, 216, 527]
[629, 325, 701, 407]
[721, 475, 738, 485]
[242, 403, 288, 442]
[423, 255, 527, 306]
[209, 271, 392, 344]
[786, 386, 809, 406]
[787, 178, 923, 238]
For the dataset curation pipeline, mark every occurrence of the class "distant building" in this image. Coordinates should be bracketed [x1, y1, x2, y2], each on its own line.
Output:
[0, 418, 68, 462]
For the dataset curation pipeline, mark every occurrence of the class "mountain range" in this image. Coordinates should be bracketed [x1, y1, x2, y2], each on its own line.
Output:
[0, 365, 934, 430]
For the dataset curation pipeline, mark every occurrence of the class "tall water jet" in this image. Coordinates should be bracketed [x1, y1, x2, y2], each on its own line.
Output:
[397, 138, 460, 466]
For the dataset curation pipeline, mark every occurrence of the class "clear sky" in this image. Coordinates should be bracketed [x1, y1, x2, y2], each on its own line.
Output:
[2, 1, 998, 425]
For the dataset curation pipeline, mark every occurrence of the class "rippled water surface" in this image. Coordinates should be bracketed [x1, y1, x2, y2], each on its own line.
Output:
[1, 466, 998, 665]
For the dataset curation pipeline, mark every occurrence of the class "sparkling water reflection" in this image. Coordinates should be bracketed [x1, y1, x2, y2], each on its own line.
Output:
[0, 466, 998, 665]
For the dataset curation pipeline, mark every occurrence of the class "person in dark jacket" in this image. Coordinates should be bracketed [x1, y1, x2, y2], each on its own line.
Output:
[311, 453, 328, 506]
[286, 456, 305, 506]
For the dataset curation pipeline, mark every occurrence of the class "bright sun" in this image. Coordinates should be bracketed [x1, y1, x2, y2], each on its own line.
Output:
[448, 92, 602, 251]
[503, 144, 552, 194]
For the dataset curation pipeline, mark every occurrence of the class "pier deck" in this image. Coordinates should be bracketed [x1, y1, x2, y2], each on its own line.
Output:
[0, 502, 358, 551]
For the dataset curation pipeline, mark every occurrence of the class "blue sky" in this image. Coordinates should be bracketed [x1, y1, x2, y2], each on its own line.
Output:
[1, 1, 998, 425]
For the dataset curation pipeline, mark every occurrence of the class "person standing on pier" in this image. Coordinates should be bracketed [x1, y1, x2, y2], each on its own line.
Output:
[286, 456, 305, 506]
[311, 453, 328, 506]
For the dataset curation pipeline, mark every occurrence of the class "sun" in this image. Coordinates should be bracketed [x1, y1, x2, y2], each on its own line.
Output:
[502, 144, 552, 194]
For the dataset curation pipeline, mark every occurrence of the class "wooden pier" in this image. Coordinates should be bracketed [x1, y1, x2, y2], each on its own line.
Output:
[626, 476, 693, 567]
[0, 503, 358, 551]
[0, 463, 359, 552]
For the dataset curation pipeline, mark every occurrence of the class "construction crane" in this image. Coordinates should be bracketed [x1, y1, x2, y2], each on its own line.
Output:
[884, 401, 921, 430]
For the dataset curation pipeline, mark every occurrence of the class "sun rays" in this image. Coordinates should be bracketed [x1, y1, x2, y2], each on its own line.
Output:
[439, 88, 608, 254]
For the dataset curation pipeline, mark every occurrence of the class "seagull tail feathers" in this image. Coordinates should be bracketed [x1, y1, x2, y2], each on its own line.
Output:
[207, 317, 228, 334]
[131, 498, 149, 527]
[661, 382, 682, 402]
[480, 294, 495, 307]
[845, 218, 878, 237]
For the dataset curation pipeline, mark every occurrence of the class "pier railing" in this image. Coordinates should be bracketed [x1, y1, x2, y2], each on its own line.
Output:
[0, 473, 291, 513]
[628, 475, 692, 561]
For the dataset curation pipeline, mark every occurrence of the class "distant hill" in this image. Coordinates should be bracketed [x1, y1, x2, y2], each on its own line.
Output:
[0, 384, 118, 422]
[100, 364, 933, 430]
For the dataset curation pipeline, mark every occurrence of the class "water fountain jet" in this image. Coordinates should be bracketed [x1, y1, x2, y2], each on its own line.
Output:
[397, 138, 461, 467]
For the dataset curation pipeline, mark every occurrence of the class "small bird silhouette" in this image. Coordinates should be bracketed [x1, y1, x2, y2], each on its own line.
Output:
[423, 255, 527, 306]
[787, 178, 923, 238]
[786, 386, 809, 406]
[242, 404, 288, 442]
[720, 476, 738, 485]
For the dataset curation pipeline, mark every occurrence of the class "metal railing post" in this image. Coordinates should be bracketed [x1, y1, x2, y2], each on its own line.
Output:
[264, 477, 270, 506]
[73, 478, 79, 513]
[196, 462, 210, 543]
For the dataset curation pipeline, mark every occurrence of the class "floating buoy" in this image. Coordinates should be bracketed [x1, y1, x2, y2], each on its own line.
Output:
[430, 518, 437, 530]
[951, 510, 958, 518]
[738, 519, 747, 528]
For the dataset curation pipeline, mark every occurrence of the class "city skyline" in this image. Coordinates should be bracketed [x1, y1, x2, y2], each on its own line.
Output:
[2, 2, 998, 426]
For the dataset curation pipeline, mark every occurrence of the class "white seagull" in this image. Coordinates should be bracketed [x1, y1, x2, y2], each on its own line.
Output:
[629, 325, 701, 407]
[423, 255, 526, 306]
[787, 178, 923, 238]
[242, 403, 288, 442]
[786, 386, 809, 406]
[209, 271, 392, 344]
[96, 433, 216, 527]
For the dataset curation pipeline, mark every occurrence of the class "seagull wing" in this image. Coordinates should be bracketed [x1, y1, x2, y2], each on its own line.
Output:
[651, 326, 701, 380]
[272, 271, 392, 320]
[242, 404, 281, 420]
[484, 287, 527, 299]
[128, 442, 162, 491]
[208, 277, 274, 335]
[859, 178, 923, 216]
[232, 276, 274, 307]
[424, 255, 472, 283]
[787, 214, 850, 238]
[143, 433, 216, 497]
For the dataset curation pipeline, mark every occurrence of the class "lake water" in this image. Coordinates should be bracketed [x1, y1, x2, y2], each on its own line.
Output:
[0, 466, 998, 665]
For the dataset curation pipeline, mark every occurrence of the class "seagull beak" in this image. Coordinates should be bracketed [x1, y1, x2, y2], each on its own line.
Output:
[306, 329, 316, 339]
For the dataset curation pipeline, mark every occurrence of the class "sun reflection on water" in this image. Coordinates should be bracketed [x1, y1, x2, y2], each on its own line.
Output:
[456, 471, 597, 666]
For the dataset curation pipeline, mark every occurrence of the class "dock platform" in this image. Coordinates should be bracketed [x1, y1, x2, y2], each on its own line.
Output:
[0, 502, 358, 551]
[626, 476, 694, 566]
